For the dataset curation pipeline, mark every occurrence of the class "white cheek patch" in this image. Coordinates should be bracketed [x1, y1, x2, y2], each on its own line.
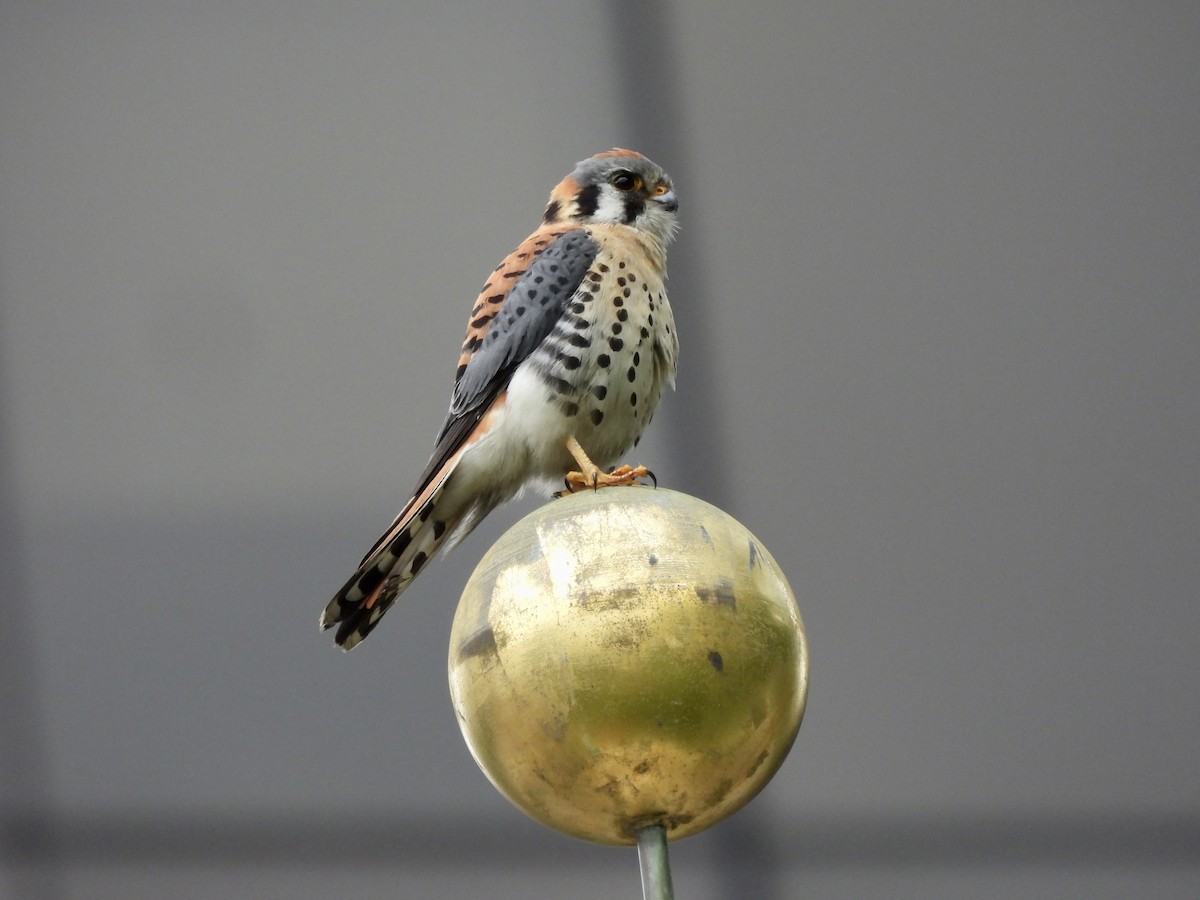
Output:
[593, 187, 627, 224]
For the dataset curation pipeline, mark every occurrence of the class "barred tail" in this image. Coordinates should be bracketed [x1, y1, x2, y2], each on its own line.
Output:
[321, 476, 462, 650]
[321, 401, 514, 650]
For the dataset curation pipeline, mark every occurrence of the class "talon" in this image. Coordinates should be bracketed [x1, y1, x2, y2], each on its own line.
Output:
[562, 469, 599, 493]
[563, 463, 654, 491]
[562, 435, 654, 492]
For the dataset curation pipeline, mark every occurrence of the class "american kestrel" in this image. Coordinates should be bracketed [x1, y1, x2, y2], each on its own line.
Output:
[321, 149, 679, 650]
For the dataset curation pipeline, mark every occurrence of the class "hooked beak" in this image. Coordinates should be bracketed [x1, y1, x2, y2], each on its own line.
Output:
[651, 189, 678, 213]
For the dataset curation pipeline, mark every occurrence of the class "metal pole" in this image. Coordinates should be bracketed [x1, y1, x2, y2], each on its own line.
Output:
[636, 825, 675, 900]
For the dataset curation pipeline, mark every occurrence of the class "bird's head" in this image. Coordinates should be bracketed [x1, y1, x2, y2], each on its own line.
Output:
[543, 149, 678, 247]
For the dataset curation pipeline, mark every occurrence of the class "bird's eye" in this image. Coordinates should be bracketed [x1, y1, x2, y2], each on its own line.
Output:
[611, 171, 641, 192]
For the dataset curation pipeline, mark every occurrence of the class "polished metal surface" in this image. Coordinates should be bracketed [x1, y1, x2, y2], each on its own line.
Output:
[448, 488, 808, 845]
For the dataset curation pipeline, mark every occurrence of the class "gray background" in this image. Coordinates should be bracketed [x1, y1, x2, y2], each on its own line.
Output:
[2, 1, 1198, 897]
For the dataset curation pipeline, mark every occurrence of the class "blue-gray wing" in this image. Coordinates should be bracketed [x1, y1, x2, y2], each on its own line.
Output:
[409, 229, 597, 492]
[445, 228, 597, 430]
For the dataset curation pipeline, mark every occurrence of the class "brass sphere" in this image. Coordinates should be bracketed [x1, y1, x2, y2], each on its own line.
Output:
[448, 487, 808, 845]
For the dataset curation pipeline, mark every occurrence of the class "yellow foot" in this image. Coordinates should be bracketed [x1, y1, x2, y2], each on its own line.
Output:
[563, 463, 656, 493]
[558, 435, 657, 495]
